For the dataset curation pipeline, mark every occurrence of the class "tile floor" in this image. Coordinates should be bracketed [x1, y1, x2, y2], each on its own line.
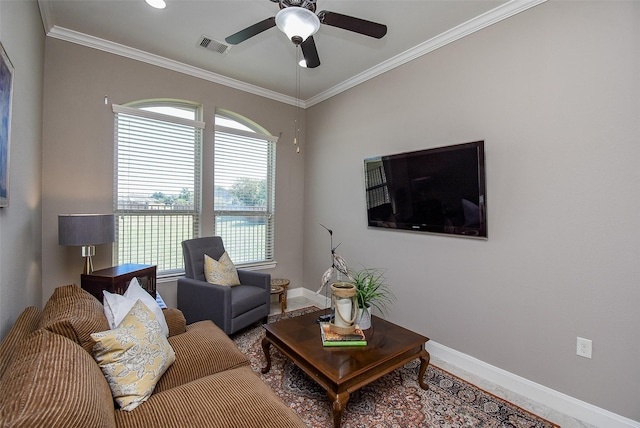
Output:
[269, 294, 319, 316]
[269, 295, 599, 428]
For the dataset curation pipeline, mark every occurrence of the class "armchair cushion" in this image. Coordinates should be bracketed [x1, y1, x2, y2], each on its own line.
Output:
[182, 236, 226, 282]
[231, 285, 268, 317]
[204, 252, 240, 286]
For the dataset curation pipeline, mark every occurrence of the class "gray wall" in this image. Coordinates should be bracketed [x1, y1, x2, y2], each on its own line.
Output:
[0, 1, 44, 338]
[2, 0, 638, 422]
[303, 1, 639, 420]
[41, 38, 306, 306]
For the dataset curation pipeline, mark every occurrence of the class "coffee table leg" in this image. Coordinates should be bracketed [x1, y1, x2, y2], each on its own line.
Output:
[261, 336, 272, 374]
[327, 390, 349, 428]
[418, 349, 431, 390]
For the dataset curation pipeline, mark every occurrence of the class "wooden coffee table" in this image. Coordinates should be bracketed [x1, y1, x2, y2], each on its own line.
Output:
[261, 310, 430, 428]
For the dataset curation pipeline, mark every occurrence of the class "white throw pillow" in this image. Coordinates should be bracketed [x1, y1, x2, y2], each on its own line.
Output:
[102, 291, 131, 328]
[103, 277, 169, 337]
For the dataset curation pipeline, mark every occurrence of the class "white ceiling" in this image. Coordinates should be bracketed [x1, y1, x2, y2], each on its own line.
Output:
[38, 0, 543, 106]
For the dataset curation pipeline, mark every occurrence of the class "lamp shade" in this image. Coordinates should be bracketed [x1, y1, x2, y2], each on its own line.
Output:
[275, 7, 320, 43]
[58, 214, 116, 246]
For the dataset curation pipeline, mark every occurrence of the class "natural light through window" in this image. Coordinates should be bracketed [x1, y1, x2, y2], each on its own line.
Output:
[213, 110, 277, 266]
[113, 101, 203, 275]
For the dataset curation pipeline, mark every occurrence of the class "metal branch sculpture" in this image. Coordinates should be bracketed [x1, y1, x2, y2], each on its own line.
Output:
[316, 224, 352, 294]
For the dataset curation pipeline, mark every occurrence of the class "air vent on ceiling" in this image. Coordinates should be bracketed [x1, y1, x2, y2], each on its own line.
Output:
[197, 35, 230, 55]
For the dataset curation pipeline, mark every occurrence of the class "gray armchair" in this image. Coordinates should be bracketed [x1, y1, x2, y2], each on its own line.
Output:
[177, 236, 270, 335]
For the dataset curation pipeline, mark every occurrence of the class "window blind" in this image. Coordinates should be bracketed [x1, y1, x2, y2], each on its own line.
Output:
[213, 123, 276, 265]
[113, 104, 203, 274]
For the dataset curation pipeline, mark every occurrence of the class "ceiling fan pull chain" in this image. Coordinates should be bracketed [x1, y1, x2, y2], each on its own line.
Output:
[294, 46, 301, 154]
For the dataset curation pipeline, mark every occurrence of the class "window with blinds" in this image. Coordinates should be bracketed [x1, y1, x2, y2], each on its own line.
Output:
[113, 102, 204, 275]
[213, 111, 277, 266]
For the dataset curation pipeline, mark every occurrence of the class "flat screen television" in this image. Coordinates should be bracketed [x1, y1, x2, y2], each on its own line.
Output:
[363, 141, 487, 238]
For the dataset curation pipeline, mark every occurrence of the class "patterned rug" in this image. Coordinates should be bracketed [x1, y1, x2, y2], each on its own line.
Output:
[232, 307, 559, 428]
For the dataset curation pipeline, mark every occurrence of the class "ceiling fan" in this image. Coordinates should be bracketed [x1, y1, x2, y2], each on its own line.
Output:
[225, 0, 387, 68]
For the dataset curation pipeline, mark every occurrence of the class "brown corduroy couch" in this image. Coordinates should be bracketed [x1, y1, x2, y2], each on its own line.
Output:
[0, 284, 307, 428]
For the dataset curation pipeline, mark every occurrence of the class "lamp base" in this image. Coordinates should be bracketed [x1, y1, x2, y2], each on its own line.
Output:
[81, 245, 95, 274]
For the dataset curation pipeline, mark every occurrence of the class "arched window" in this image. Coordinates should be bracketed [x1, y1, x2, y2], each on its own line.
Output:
[113, 100, 204, 274]
[213, 109, 277, 266]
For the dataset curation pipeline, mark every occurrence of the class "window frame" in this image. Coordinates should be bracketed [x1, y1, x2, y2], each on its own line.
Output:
[112, 100, 204, 277]
[213, 109, 278, 269]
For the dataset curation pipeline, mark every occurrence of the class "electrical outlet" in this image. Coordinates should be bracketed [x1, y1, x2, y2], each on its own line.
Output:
[576, 337, 592, 359]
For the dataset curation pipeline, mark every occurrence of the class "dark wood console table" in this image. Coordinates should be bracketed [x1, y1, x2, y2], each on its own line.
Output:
[81, 263, 156, 302]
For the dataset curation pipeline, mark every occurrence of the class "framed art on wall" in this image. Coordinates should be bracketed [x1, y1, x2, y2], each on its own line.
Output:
[0, 42, 14, 208]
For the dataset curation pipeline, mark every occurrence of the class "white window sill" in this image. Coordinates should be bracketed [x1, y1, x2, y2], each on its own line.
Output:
[157, 260, 277, 283]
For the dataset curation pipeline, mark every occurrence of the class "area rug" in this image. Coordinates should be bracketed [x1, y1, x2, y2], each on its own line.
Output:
[232, 307, 559, 428]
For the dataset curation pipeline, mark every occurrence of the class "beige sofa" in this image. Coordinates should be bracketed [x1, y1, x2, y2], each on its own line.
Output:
[0, 284, 307, 428]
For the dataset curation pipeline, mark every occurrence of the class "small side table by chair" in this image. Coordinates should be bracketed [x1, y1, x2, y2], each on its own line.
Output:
[270, 285, 285, 315]
[270, 278, 290, 314]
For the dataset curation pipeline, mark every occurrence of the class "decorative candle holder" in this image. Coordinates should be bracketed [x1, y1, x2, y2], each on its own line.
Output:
[329, 282, 357, 335]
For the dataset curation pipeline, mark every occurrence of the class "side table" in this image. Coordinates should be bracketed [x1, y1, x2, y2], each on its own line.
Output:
[270, 285, 285, 315]
[81, 264, 156, 302]
[270, 278, 290, 313]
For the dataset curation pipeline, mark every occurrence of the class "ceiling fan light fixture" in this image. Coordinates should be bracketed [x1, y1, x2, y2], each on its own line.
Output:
[145, 0, 166, 9]
[275, 7, 320, 44]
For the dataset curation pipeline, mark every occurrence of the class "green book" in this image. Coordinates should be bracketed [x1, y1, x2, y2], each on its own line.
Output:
[320, 322, 367, 347]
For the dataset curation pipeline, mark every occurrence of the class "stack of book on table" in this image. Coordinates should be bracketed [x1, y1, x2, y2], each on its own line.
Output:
[320, 322, 367, 347]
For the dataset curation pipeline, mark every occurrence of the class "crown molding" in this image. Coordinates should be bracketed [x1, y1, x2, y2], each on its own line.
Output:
[45, 25, 302, 107]
[37, 0, 54, 33]
[305, 0, 547, 107]
[42, 0, 545, 109]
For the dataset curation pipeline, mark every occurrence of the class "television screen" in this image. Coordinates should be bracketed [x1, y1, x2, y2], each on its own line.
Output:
[364, 141, 487, 238]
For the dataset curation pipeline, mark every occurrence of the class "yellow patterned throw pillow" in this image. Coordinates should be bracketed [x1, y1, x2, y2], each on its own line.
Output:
[204, 252, 240, 286]
[91, 299, 175, 411]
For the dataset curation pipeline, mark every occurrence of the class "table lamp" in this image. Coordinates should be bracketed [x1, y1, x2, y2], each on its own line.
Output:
[58, 214, 116, 274]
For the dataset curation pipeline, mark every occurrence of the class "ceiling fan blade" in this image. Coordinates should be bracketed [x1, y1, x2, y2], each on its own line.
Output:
[300, 36, 320, 68]
[225, 17, 276, 45]
[318, 11, 387, 39]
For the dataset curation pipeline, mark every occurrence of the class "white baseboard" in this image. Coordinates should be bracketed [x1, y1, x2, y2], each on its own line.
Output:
[426, 341, 640, 428]
[292, 288, 638, 427]
[288, 287, 640, 428]
[293, 287, 331, 309]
